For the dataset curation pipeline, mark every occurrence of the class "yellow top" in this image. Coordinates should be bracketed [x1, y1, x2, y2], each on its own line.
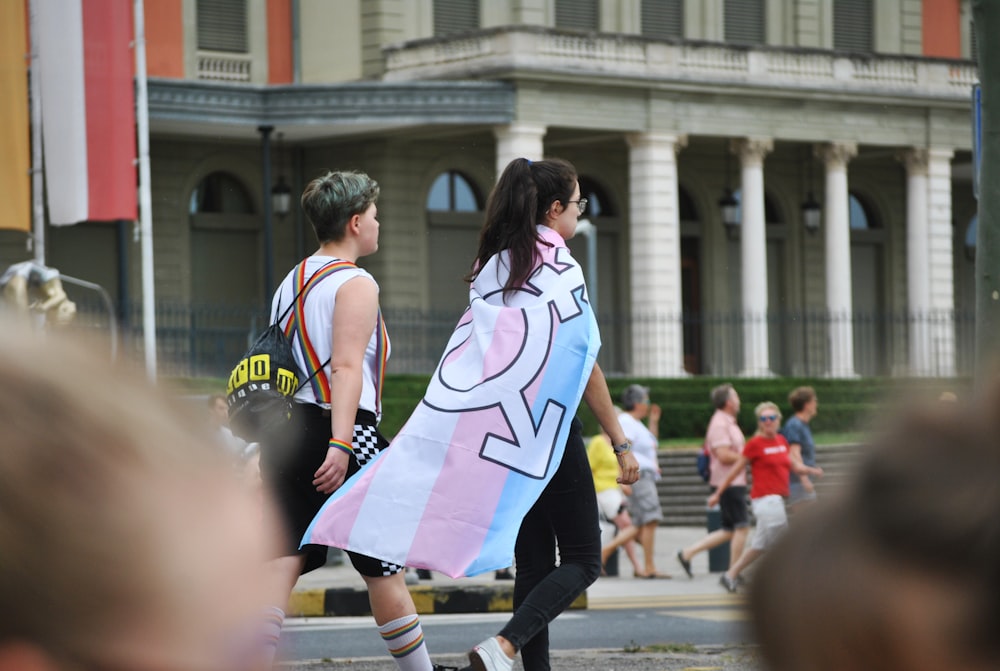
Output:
[586, 433, 619, 493]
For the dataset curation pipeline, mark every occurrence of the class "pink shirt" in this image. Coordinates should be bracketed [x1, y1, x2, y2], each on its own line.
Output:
[705, 409, 746, 488]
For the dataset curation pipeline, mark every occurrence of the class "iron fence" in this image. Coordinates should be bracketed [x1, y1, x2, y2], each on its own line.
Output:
[65, 301, 976, 380]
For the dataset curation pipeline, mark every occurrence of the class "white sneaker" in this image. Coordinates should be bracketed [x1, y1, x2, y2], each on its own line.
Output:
[468, 637, 514, 671]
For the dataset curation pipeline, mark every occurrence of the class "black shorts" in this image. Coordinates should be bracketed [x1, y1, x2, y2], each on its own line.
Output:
[717, 485, 750, 531]
[260, 403, 404, 577]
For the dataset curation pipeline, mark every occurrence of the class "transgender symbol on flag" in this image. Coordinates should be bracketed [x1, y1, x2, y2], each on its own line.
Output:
[303, 227, 601, 578]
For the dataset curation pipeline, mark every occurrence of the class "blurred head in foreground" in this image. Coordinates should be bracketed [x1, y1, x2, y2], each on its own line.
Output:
[0, 326, 276, 671]
[750, 391, 1000, 671]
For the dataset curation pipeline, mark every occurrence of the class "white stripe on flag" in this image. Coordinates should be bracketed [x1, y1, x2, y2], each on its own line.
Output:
[38, 0, 88, 225]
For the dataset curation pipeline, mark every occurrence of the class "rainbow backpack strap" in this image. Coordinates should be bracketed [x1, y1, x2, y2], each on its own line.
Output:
[286, 259, 359, 403]
[373, 308, 388, 415]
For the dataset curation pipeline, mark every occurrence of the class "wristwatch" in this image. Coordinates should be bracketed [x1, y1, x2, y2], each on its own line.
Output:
[612, 439, 632, 456]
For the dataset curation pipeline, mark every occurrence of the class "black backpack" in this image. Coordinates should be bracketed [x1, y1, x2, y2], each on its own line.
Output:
[226, 261, 338, 442]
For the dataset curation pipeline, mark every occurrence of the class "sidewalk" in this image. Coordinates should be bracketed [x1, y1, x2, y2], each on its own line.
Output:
[289, 525, 733, 616]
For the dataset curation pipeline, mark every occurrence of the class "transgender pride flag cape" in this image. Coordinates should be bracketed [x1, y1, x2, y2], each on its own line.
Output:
[302, 226, 600, 578]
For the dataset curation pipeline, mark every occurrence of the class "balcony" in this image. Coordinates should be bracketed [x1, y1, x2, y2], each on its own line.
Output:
[383, 27, 977, 103]
[197, 50, 252, 83]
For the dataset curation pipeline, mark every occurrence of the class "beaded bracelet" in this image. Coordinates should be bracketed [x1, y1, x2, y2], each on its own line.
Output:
[328, 438, 353, 456]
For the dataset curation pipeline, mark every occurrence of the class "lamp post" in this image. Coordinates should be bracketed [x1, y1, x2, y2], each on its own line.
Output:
[271, 176, 292, 218]
[801, 193, 821, 234]
[719, 188, 739, 237]
[258, 125, 275, 305]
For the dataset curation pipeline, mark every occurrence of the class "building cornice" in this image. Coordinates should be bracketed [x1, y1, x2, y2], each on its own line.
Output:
[147, 79, 515, 140]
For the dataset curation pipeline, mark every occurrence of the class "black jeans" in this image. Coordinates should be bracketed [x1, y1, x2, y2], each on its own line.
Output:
[498, 418, 602, 671]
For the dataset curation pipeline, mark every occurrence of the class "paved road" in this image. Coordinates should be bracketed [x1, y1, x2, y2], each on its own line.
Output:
[280, 526, 766, 670]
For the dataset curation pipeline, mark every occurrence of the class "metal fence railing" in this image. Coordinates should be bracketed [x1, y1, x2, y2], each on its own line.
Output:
[65, 302, 976, 380]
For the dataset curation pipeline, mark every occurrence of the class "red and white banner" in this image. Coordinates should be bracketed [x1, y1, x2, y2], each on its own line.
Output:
[38, 0, 137, 225]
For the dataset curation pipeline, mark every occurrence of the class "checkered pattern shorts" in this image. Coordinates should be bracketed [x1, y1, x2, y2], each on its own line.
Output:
[351, 423, 383, 467]
[347, 418, 404, 577]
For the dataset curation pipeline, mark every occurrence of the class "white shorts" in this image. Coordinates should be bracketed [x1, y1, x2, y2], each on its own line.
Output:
[596, 487, 626, 522]
[750, 495, 788, 551]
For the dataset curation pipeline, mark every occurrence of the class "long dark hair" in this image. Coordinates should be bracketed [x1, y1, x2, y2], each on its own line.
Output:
[465, 157, 578, 297]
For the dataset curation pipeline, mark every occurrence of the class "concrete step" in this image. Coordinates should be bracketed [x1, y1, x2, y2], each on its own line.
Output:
[654, 442, 864, 526]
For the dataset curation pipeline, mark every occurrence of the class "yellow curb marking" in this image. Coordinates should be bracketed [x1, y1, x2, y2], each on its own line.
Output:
[287, 589, 326, 617]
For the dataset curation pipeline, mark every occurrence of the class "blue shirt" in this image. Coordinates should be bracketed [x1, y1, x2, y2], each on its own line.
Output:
[780, 415, 816, 483]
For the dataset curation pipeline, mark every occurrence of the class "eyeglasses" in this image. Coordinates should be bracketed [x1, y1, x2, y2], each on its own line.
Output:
[758, 414, 779, 422]
[567, 198, 588, 214]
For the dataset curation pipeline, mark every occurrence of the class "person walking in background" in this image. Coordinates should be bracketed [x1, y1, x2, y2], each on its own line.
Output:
[259, 171, 448, 671]
[710, 402, 823, 592]
[618, 384, 670, 579]
[779, 386, 823, 511]
[0, 326, 278, 671]
[676, 383, 749, 579]
[587, 429, 643, 576]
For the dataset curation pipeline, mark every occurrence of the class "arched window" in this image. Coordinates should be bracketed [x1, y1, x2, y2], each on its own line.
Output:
[679, 186, 698, 222]
[849, 192, 879, 230]
[965, 215, 977, 260]
[578, 176, 615, 217]
[426, 170, 485, 320]
[426, 171, 482, 212]
[189, 172, 254, 214]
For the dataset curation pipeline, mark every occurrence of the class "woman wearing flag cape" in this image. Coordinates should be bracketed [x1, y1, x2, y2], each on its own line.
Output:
[304, 158, 639, 671]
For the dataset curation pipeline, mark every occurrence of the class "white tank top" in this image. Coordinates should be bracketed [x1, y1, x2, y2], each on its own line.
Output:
[269, 256, 390, 416]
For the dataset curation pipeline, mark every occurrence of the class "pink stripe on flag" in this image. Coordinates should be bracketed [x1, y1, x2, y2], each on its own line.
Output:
[406, 405, 511, 569]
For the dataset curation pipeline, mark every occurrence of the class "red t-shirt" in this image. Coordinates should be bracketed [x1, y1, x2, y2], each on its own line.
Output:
[742, 434, 792, 499]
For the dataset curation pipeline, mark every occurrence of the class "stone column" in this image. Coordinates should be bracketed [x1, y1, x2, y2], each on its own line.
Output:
[899, 148, 932, 376]
[815, 142, 858, 378]
[927, 148, 956, 376]
[626, 132, 689, 377]
[493, 123, 546, 180]
[733, 137, 773, 377]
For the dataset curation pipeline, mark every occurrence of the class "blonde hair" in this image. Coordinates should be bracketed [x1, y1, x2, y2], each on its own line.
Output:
[0, 326, 271, 668]
[754, 401, 781, 420]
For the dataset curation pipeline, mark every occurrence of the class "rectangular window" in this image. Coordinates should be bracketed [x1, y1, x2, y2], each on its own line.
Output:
[555, 0, 599, 32]
[642, 0, 683, 40]
[433, 0, 480, 37]
[196, 0, 247, 53]
[724, 0, 765, 45]
[833, 0, 874, 53]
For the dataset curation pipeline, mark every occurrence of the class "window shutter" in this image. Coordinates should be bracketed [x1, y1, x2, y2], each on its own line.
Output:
[724, 0, 765, 45]
[555, 0, 599, 32]
[833, 0, 874, 53]
[970, 19, 978, 62]
[433, 0, 480, 37]
[642, 0, 683, 40]
[197, 0, 248, 53]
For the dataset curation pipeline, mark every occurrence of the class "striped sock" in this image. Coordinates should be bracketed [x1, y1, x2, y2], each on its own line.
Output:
[378, 614, 433, 671]
[256, 606, 285, 667]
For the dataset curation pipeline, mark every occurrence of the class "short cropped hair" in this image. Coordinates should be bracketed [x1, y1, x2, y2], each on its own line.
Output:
[301, 170, 379, 244]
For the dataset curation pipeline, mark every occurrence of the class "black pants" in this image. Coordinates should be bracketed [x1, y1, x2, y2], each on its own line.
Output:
[498, 418, 602, 671]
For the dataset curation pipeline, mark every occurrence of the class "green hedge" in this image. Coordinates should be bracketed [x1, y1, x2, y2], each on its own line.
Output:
[169, 374, 972, 441]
